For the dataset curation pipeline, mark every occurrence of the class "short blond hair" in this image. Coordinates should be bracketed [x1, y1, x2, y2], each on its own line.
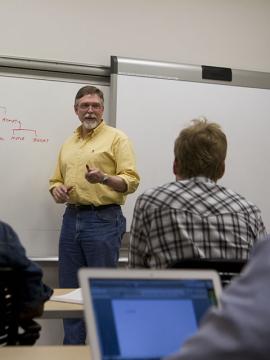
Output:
[174, 117, 227, 181]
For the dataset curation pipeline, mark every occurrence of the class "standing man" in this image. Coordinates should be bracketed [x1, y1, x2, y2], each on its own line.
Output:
[49, 85, 140, 344]
[129, 117, 266, 268]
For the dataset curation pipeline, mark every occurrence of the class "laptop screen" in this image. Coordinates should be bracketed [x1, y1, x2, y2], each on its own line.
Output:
[87, 276, 218, 360]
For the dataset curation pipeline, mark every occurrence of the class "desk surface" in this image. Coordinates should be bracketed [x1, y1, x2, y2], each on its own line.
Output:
[43, 289, 83, 319]
[0, 345, 90, 360]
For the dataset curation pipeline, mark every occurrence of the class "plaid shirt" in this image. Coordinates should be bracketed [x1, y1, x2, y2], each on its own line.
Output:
[129, 177, 266, 268]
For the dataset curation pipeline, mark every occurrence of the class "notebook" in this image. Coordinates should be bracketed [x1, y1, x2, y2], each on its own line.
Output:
[79, 268, 222, 360]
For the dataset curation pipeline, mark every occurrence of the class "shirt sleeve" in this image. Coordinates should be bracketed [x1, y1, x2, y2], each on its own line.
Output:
[129, 196, 149, 268]
[256, 213, 267, 239]
[113, 134, 140, 194]
[0, 222, 53, 310]
[49, 147, 64, 191]
[166, 237, 270, 360]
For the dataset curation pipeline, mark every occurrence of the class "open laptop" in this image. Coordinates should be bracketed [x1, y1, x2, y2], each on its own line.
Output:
[79, 268, 222, 360]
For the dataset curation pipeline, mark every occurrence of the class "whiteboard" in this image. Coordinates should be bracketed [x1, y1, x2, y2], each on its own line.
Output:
[111, 57, 270, 231]
[0, 75, 109, 257]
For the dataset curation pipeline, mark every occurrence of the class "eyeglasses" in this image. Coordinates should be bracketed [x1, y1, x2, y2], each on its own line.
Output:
[78, 102, 103, 111]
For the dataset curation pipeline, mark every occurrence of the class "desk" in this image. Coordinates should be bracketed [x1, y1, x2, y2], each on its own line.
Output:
[43, 289, 83, 319]
[0, 345, 90, 360]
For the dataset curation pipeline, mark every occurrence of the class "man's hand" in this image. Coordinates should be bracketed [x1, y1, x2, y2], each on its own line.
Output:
[85, 164, 127, 192]
[85, 165, 105, 184]
[51, 185, 73, 203]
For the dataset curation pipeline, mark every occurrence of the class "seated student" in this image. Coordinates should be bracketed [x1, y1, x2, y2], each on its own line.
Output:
[0, 220, 53, 325]
[166, 235, 270, 360]
[129, 117, 266, 268]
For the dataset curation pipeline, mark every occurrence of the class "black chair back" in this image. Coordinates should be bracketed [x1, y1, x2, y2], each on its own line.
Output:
[169, 258, 247, 287]
[0, 267, 41, 346]
[0, 267, 18, 346]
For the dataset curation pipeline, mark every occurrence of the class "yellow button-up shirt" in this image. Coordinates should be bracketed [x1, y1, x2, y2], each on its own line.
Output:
[49, 121, 140, 206]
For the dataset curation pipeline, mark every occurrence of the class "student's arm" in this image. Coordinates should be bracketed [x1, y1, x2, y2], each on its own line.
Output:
[0, 222, 53, 318]
[166, 237, 270, 360]
[129, 196, 149, 268]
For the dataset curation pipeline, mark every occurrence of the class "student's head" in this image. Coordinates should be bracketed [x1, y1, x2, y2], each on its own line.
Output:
[174, 117, 227, 182]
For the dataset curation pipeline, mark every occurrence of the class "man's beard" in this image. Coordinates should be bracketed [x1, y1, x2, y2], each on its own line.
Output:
[82, 118, 99, 130]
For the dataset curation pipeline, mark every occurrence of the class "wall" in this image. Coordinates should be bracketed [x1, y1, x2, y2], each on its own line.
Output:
[0, 0, 270, 72]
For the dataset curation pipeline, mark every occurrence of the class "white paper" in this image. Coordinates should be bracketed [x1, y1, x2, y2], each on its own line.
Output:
[50, 288, 83, 304]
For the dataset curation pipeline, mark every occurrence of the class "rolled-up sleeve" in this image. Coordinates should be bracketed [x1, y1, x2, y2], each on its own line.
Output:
[49, 147, 64, 192]
[114, 135, 140, 194]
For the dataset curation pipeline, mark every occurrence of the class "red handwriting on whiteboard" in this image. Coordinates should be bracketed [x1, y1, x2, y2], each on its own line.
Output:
[2, 117, 22, 128]
[1, 105, 50, 143]
[12, 128, 37, 136]
[33, 137, 49, 143]
[11, 136, 25, 141]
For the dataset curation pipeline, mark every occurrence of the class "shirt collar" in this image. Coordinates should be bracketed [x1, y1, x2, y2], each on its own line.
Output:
[181, 176, 216, 185]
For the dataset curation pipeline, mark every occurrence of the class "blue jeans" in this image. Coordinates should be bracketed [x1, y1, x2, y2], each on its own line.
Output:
[58, 204, 126, 344]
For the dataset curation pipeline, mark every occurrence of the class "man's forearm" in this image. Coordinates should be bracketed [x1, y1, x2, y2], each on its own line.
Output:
[103, 175, 127, 193]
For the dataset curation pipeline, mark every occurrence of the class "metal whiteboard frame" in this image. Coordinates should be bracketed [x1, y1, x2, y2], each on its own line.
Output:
[110, 55, 270, 127]
[0, 55, 110, 85]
